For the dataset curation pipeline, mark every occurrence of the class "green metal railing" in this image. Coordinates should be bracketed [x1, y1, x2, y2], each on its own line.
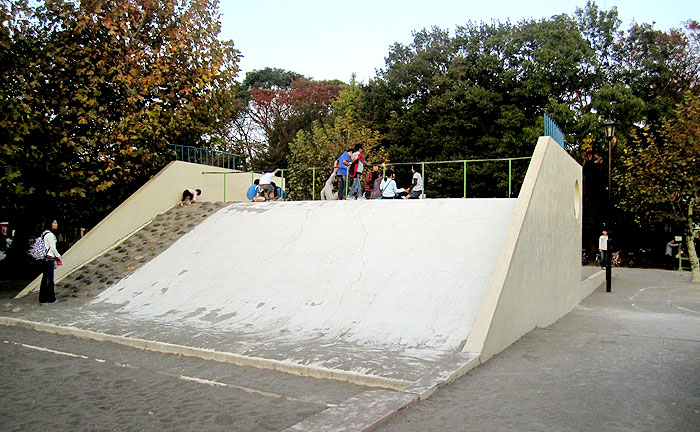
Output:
[278, 156, 531, 200]
[543, 111, 565, 148]
[202, 156, 530, 202]
[171, 144, 241, 170]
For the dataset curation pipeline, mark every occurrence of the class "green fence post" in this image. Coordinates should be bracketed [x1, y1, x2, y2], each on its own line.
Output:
[463, 160, 467, 198]
[312, 168, 316, 200]
[508, 159, 512, 198]
[281, 169, 285, 199]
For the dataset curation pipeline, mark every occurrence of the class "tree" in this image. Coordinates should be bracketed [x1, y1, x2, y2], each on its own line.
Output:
[0, 0, 239, 233]
[287, 79, 384, 199]
[245, 73, 343, 170]
[617, 94, 700, 281]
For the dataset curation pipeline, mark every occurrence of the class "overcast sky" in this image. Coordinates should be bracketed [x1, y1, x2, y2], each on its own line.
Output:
[219, 0, 698, 83]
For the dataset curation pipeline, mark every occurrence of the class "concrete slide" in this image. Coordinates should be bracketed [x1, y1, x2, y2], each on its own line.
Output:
[16, 137, 596, 393]
[93, 198, 515, 357]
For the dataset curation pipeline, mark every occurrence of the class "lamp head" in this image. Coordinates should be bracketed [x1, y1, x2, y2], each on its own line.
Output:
[604, 119, 616, 139]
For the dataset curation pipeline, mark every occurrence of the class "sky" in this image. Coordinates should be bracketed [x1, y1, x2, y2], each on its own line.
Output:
[218, 0, 699, 83]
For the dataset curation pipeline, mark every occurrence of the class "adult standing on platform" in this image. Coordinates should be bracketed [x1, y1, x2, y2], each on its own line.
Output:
[347, 144, 367, 199]
[40, 219, 62, 304]
[335, 148, 353, 200]
[598, 230, 608, 270]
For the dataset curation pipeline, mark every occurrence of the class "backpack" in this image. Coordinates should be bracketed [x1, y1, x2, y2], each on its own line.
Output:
[348, 159, 359, 178]
[28, 231, 49, 260]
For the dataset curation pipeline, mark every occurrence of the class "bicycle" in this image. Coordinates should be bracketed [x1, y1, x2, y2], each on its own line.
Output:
[611, 251, 622, 267]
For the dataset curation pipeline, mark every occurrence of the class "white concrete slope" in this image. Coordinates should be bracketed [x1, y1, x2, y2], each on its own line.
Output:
[18, 161, 278, 298]
[93, 198, 516, 356]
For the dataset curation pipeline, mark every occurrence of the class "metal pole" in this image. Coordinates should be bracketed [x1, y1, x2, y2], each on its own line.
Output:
[463, 160, 467, 198]
[606, 137, 612, 293]
[312, 168, 316, 200]
[508, 159, 512, 198]
[421, 162, 425, 198]
[281, 170, 285, 199]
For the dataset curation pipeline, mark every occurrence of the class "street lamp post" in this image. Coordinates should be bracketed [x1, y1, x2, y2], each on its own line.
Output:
[604, 119, 616, 293]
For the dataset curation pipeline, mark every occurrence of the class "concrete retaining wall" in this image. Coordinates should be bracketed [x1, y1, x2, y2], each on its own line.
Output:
[463, 136, 592, 361]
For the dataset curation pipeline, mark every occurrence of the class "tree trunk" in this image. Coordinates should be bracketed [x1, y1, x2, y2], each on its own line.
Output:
[686, 201, 700, 283]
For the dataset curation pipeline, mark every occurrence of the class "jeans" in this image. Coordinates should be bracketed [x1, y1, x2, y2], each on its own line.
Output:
[39, 259, 56, 303]
[337, 175, 348, 199]
[348, 177, 361, 199]
[599, 250, 607, 268]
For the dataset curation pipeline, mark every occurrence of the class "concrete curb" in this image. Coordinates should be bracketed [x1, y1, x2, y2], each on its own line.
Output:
[0, 316, 411, 391]
[283, 389, 420, 432]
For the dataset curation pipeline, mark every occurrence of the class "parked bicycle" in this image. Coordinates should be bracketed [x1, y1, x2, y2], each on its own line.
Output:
[611, 251, 622, 267]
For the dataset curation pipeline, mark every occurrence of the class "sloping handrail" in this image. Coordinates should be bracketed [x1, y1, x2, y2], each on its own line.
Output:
[543, 111, 565, 148]
[171, 144, 241, 170]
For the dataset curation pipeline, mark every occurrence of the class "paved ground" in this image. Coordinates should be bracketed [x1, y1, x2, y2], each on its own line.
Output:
[0, 324, 372, 431]
[2, 267, 697, 431]
[375, 267, 700, 432]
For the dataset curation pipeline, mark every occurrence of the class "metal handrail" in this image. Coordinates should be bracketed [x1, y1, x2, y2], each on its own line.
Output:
[276, 156, 531, 200]
[171, 144, 241, 170]
[543, 111, 565, 148]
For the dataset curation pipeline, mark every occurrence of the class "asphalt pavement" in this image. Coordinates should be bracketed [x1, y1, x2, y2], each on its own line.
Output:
[1, 267, 698, 431]
[375, 267, 700, 432]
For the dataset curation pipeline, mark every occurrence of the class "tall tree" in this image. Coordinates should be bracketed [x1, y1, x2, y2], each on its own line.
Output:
[0, 0, 240, 232]
[239, 68, 343, 170]
[617, 94, 700, 281]
[287, 78, 384, 200]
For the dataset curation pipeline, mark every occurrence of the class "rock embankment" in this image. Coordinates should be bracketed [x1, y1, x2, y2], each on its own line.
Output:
[55, 201, 226, 301]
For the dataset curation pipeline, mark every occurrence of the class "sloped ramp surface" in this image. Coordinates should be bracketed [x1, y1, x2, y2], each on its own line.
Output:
[92, 199, 514, 370]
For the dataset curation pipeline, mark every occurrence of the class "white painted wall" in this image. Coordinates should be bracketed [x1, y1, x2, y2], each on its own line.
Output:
[463, 137, 589, 361]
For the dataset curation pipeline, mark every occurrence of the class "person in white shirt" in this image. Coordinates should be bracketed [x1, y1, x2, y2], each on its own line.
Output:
[321, 168, 338, 201]
[259, 169, 280, 200]
[406, 166, 423, 199]
[598, 230, 608, 269]
[380, 170, 405, 199]
[179, 188, 201, 206]
[40, 219, 62, 304]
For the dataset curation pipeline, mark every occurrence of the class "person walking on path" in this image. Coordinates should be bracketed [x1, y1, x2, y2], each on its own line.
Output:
[39, 219, 62, 304]
[665, 239, 679, 270]
[335, 148, 354, 200]
[259, 169, 280, 200]
[598, 230, 608, 269]
[321, 168, 338, 201]
[179, 188, 201, 206]
[406, 166, 423, 199]
[380, 170, 406, 199]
